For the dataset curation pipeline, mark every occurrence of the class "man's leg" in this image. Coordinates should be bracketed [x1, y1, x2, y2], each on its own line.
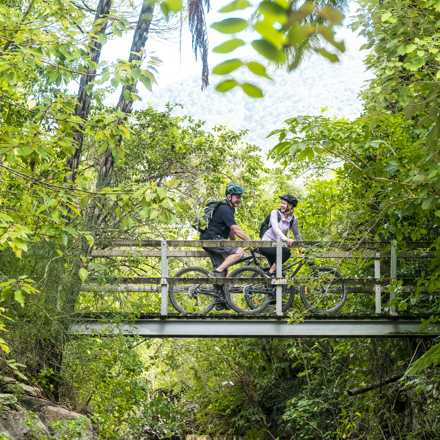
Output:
[215, 248, 244, 274]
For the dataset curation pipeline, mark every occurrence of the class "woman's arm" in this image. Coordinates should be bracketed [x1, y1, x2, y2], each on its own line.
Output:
[270, 210, 288, 241]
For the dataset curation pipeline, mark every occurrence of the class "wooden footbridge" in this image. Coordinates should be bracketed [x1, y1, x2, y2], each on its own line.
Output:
[72, 239, 440, 338]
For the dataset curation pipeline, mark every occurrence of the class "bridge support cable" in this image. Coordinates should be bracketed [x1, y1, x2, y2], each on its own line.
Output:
[70, 318, 440, 338]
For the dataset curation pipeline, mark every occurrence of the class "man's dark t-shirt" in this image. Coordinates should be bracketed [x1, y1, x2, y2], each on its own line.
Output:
[200, 203, 237, 240]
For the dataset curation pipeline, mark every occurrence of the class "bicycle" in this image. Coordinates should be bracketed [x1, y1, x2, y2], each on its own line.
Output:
[168, 250, 238, 314]
[225, 249, 347, 314]
[169, 248, 347, 315]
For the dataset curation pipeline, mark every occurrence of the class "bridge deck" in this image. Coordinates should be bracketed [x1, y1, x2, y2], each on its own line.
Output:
[71, 315, 440, 338]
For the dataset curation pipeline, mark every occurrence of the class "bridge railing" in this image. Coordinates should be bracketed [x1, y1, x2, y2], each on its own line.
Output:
[88, 240, 436, 317]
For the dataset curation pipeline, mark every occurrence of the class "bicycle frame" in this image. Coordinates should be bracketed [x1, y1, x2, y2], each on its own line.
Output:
[239, 249, 314, 281]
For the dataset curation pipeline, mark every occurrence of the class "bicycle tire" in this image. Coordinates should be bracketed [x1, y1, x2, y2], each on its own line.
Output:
[247, 279, 295, 313]
[299, 266, 347, 314]
[281, 284, 296, 312]
[226, 266, 273, 314]
[169, 267, 217, 314]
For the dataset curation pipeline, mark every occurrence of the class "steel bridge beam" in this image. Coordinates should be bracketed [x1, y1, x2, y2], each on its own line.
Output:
[71, 319, 440, 338]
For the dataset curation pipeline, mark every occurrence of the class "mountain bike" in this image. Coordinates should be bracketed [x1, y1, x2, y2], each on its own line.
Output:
[169, 249, 347, 315]
[225, 250, 347, 315]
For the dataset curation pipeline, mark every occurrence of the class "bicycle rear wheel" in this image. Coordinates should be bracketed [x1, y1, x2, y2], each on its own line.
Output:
[226, 266, 273, 314]
[300, 266, 347, 314]
[169, 267, 217, 314]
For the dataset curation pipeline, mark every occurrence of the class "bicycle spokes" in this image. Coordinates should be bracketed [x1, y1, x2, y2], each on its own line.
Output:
[300, 268, 347, 314]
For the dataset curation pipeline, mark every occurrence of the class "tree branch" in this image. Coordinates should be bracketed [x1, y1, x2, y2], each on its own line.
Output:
[348, 373, 404, 396]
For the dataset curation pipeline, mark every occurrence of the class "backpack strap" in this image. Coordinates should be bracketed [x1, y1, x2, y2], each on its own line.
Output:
[289, 216, 295, 229]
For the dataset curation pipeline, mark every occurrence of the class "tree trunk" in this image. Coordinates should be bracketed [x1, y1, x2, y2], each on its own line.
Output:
[65, 0, 113, 183]
[62, 0, 157, 326]
[96, 0, 156, 191]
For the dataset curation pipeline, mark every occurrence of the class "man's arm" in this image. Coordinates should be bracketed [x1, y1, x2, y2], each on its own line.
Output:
[230, 225, 252, 241]
[229, 229, 235, 240]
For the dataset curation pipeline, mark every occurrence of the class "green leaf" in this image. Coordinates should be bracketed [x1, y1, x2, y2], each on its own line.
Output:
[12, 238, 27, 252]
[212, 59, 244, 75]
[85, 235, 94, 246]
[252, 39, 285, 62]
[165, 0, 182, 13]
[428, 169, 438, 179]
[139, 75, 152, 92]
[318, 6, 344, 25]
[59, 232, 68, 247]
[97, 33, 107, 45]
[18, 147, 32, 156]
[80, 197, 89, 210]
[247, 62, 272, 79]
[111, 77, 119, 88]
[14, 290, 24, 307]
[241, 83, 263, 98]
[422, 195, 435, 210]
[257, 1, 287, 23]
[132, 67, 141, 82]
[112, 27, 122, 37]
[211, 18, 248, 34]
[318, 26, 345, 52]
[213, 39, 245, 53]
[1, 287, 12, 301]
[79, 268, 89, 281]
[316, 48, 339, 63]
[123, 89, 132, 102]
[215, 80, 238, 92]
[219, 0, 250, 13]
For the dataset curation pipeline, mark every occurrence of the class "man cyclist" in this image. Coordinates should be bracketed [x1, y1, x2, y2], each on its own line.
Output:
[200, 184, 252, 279]
[259, 194, 302, 276]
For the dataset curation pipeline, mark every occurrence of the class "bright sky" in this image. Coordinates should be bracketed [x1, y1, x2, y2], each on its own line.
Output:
[101, 1, 371, 151]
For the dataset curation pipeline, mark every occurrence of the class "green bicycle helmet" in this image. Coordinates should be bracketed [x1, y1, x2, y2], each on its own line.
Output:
[225, 184, 246, 196]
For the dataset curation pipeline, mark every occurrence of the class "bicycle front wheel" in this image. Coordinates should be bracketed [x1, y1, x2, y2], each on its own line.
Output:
[169, 267, 217, 314]
[226, 266, 273, 314]
[300, 266, 347, 314]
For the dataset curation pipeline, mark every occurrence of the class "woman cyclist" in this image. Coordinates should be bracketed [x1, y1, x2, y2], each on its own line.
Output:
[259, 194, 302, 276]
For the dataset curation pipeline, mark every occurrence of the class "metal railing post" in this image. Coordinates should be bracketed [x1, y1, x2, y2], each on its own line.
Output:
[276, 240, 283, 316]
[374, 253, 381, 314]
[161, 240, 168, 316]
[390, 244, 397, 316]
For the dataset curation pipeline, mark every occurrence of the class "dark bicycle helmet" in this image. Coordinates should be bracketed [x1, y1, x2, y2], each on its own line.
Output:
[279, 194, 298, 207]
[225, 184, 246, 196]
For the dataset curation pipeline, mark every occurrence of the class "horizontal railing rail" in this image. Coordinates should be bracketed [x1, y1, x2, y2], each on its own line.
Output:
[94, 240, 435, 249]
[91, 249, 436, 259]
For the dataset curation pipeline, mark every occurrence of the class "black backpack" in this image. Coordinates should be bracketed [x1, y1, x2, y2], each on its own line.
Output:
[259, 211, 294, 239]
[193, 201, 228, 233]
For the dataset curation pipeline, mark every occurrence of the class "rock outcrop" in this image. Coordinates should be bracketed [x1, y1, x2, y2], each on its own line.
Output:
[0, 376, 96, 440]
